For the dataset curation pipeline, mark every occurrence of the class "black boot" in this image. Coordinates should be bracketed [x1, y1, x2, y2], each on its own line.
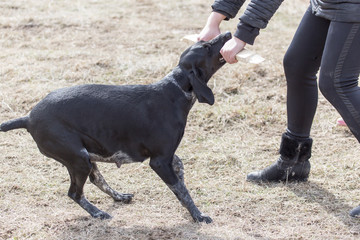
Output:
[247, 132, 313, 182]
[350, 206, 360, 217]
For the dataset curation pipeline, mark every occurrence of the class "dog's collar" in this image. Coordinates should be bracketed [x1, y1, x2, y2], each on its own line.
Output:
[169, 67, 195, 101]
[172, 80, 195, 102]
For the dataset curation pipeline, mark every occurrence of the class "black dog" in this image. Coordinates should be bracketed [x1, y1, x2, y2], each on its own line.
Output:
[0, 32, 231, 223]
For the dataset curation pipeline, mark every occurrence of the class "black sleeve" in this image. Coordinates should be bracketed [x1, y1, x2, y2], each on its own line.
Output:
[211, 0, 246, 20]
[234, 0, 284, 45]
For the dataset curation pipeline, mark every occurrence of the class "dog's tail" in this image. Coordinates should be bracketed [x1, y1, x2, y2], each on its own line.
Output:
[0, 116, 29, 132]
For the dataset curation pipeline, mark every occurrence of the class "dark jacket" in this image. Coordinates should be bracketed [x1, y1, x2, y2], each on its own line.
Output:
[212, 0, 360, 45]
[310, 0, 360, 22]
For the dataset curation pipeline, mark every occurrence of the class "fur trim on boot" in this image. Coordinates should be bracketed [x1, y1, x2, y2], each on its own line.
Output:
[247, 132, 313, 182]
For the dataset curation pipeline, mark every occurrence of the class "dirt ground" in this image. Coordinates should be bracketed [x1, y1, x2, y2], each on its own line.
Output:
[1, 0, 360, 239]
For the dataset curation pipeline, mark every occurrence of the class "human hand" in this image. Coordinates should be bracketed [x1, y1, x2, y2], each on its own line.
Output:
[197, 12, 226, 41]
[197, 25, 221, 41]
[220, 36, 246, 64]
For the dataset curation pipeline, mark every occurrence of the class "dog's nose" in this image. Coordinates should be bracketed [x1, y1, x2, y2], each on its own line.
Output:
[223, 31, 232, 41]
[222, 32, 231, 43]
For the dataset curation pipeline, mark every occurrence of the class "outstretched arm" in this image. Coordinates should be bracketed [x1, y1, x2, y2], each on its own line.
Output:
[197, 12, 226, 41]
[198, 0, 245, 42]
[198, 0, 284, 64]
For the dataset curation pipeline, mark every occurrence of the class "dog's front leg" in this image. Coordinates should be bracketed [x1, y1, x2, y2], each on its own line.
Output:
[167, 180, 213, 224]
[150, 156, 212, 223]
[172, 155, 184, 182]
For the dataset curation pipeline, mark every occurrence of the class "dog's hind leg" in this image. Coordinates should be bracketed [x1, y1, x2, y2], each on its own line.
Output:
[65, 149, 112, 219]
[32, 127, 112, 219]
[150, 155, 212, 223]
[89, 163, 133, 203]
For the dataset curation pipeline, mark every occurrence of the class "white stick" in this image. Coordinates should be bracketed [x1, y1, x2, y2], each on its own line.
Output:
[182, 34, 265, 64]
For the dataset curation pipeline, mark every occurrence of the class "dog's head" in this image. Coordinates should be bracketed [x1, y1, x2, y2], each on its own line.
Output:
[179, 32, 231, 105]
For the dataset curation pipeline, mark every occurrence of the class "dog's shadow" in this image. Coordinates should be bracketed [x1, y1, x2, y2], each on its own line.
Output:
[57, 214, 224, 240]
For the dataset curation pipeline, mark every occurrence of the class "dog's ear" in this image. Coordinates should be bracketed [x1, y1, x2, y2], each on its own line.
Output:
[188, 66, 214, 105]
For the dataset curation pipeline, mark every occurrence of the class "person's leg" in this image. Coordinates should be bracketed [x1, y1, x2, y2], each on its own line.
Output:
[284, 8, 330, 137]
[318, 22, 360, 139]
[316, 21, 360, 217]
[247, 7, 330, 182]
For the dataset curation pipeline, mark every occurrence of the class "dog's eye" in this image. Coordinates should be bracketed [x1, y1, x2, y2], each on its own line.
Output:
[203, 43, 211, 51]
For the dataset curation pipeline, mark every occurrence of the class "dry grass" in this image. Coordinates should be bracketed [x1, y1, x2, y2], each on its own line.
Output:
[1, 0, 360, 239]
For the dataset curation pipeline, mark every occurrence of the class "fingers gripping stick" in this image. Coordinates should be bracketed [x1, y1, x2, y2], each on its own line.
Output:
[182, 34, 265, 64]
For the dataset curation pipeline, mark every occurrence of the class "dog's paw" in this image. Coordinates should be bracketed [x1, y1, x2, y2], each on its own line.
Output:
[92, 210, 112, 220]
[113, 193, 134, 203]
[194, 213, 213, 224]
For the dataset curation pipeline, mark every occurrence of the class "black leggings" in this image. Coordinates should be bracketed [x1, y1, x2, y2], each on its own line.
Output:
[284, 7, 360, 141]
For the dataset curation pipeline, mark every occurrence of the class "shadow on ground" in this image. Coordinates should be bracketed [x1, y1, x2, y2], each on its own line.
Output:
[57, 216, 224, 240]
[288, 181, 360, 231]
